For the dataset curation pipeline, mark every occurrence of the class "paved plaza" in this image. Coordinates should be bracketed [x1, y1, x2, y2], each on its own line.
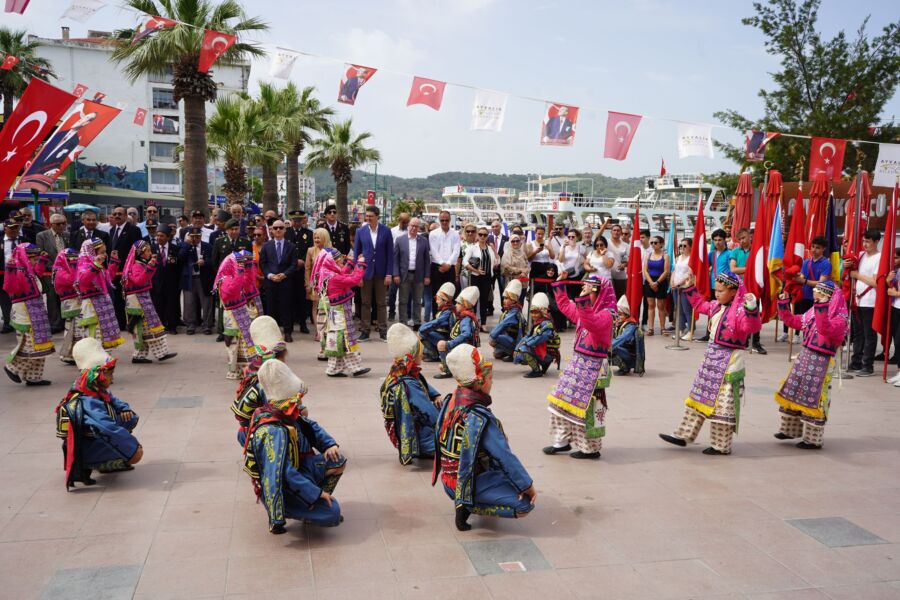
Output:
[1, 321, 899, 600]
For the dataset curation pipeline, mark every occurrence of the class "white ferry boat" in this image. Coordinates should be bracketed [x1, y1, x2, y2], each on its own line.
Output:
[424, 185, 527, 227]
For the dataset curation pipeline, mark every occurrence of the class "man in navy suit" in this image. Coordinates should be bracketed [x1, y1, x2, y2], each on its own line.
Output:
[259, 220, 296, 342]
[178, 227, 214, 335]
[393, 217, 431, 329]
[542, 105, 574, 143]
[353, 205, 394, 341]
[150, 225, 183, 334]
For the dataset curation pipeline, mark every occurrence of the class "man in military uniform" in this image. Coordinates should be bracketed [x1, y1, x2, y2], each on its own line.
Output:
[321, 204, 351, 256]
[211, 219, 253, 341]
[285, 210, 313, 333]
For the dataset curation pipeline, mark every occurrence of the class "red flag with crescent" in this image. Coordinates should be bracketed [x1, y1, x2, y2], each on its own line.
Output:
[198, 29, 235, 73]
[16, 100, 121, 193]
[1, 55, 19, 70]
[132, 15, 177, 44]
[688, 196, 710, 298]
[603, 111, 641, 161]
[406, 76, 446, 111]
[0, 78, 78, 194]
[133, 107, 147, 126]
[808, 136, 846, 182]
[72, 83, 88, 97]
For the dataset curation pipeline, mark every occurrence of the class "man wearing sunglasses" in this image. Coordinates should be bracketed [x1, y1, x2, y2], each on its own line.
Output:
[260, 220, 297, 343]
[322, 204, 351, 255]
[428, 210, 460, 320]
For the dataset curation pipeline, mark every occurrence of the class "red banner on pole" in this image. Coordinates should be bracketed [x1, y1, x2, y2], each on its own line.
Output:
[625, 207, 644, 317]
[133, 107, 148, 126]
[809, 137, 846, 182]
[1, 55, 19, 70]
[688, 195, 710, 298]
[603, 111, 641, 161]
[198, 29, 235, 73]
[406, 76, 446, 111]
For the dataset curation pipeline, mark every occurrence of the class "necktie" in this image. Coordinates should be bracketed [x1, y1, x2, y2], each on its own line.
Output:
[161, 246, 166, 263]
[55, 234, 64, 252]
[111, 226, 120, 248]
[277, 241, 282, 262]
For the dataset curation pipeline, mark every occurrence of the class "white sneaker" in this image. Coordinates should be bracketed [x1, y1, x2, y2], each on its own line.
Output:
[894, 379, 900, 388]
[681, 333, 692, 341]
[888, 372, 900, 384]
[777, 333, 788, 342]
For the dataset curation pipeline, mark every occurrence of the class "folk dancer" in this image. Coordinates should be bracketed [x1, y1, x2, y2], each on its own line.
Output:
[53, 248, 84, 365]
[610, 295, 645, 376]
[3, 245, 55, 385]
[543, 274, 617, 459]
[380, 323, 444, 465]
[432, 344, 536, 531]
[243, 360, 346, 532]
[659, 273, 761, 455]
[232, 315, 289, 446]
[74, 239, 124, 350]
[774, 281, 849, 449]
[434, 286, 480, 379]
[419, 282, 456, 362]
[215, 250, 256, 379]
[55, 338, 143, 489]
[513, 292, 561, 378]
[488, 279, 524, 360]
[310, 248, 371, 378]
[121, 240, 177, 364]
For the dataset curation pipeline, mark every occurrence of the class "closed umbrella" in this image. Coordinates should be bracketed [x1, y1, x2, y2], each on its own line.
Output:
[806, 172, 829, 247]
[731, 172, 752, 233]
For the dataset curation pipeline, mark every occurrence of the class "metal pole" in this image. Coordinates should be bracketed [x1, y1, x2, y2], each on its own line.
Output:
[666, 287, 689, 351]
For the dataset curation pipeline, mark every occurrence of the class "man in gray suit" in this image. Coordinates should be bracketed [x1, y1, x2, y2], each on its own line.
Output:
[35, 213, 69, 332]
[392, 217, 430, 329]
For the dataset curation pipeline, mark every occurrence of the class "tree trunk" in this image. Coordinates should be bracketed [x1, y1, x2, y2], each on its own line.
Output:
[261, 162, 279, 214]
[286, 149, 300, 213]
[336, 180, 349, 223]
[182, 94, 210, 217]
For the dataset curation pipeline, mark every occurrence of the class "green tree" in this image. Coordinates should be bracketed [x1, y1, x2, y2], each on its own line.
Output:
[714, 0, 900, 181]
[0, 28, 55, 128]
[304, 119, 380, 223]
[251, 82, 296, 213]
[391, 199, 425, 223]
[281, 84, 333, 213]
[112, 0, 267, 216]
[206, 93, 277, 204]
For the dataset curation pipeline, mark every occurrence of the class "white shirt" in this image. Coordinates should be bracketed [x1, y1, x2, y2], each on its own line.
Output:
[855, 251, 880, 308]
[606, 237, 629, 280]
[3, 236, 17, 260]
[429, 227, 461, 266]
[407, 236, 418, 270]
[97, 222, 111, 233]
[587, 250, 618, 280]
[548, 235, 566, 256]
[527, 241, 551, 263]
[391, 225, 407, 242]
[368, 225, 378, 248]
[557, 245, 581, 275]
[672, 254, 691, 287]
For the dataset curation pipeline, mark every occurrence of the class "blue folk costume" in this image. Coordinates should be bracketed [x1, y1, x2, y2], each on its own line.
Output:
[436, 288, 481, 378]
[419, 298, 456, 361]
[489, 303, 524, 359]
[380, 355, 443, 465]
[610, 299, 645, 376]
[514, 315, 560, 376]
[55, 355, 140, 489]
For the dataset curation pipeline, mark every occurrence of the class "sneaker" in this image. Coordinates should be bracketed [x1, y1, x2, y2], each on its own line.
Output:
[887, 372, 900, 384]
[856, 368, 875, 377]
[777, 333, 788, 342]
[358, 332, 370, 341]
[893, 379, 900, 388]
[681, 333, 692, 342]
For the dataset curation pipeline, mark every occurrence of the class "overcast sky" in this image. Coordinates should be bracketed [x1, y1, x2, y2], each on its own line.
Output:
[7, 0, 900, 179]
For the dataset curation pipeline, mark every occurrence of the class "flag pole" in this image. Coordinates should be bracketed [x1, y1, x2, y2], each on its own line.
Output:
[842, 168, 865, 378]
[884, 175, 899, 382]
[667, 213, 688, 351]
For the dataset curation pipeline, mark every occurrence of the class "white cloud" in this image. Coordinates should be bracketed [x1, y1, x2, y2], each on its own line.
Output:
[332, 28, 422, 73]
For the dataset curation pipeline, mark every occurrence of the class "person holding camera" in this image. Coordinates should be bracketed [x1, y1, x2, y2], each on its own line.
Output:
[463, 226, 498, 326]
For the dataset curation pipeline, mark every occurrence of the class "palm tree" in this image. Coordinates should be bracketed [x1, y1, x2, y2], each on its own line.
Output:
[111, 0, 267, 216]
[304, 119, 380, 223]
[251, 82, 292, 213]
[206, 93, 277, 204]
[0, 28, 55, 129]
[281, 84, 333, 212]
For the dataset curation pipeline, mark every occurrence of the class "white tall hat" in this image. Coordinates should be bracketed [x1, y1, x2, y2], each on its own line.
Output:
[457, 285, 480, 306]
[446, 343, 490, 387]
[249, 315, 284, 352]
[387, 323, 420, 359]
[616, 295, 630, 315]
[503, 279, 522, 299]
[257, 360, 307, 402]
[73, 338, 112, 371]
[530, 292, 550, 310]
[437, 282, 456, 299]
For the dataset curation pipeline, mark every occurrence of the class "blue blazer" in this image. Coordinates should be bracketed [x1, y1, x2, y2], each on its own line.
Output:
[354, 223, 394, 279]
[393, 234, 430, 282]
[260, 239, 297, 283]
[177, 241, 213, 293]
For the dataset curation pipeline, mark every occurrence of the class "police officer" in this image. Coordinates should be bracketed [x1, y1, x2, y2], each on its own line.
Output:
[321, 204, 351, 256]
[285, 210, 313, 333]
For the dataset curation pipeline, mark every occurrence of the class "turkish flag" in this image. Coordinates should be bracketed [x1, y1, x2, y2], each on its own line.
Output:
[784, 187, 806, 274]
[4, 0, 30, 14]
[603, 111, 641, 161]
[72, 83, 88, 98]
[133, 107, 147, 126]
[873, 181, 898, 344]
[0, 78, 78, 194]
[659, 158, 666, 177]
[688, 196, 710, 298]
[133, 15, 177, 44]
[1, 55, 19, 70]
[198, 29, 235, 73]
[625, 207, 644, 316]
[808, 136, 846, 182]
[406, 76, 446, 111]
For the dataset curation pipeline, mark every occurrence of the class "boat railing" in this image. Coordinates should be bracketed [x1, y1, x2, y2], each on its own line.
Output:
[442, 186, 516, 196]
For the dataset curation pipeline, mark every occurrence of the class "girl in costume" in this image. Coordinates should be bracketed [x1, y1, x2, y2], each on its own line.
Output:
[3, 244, 55, 385]
[215, 250, 256, 379]
[52, 248, 84, 365]
[773, 280, 848, 449]
[74, 239, 124, 350]
[121, 240, 177, 364]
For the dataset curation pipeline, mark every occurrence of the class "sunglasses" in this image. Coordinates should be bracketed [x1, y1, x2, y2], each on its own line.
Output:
[568, 235, 577, 239]
[678, 244, 687, 248]
[439, 219, 449, 222]
[651, 241, 661, 245]
[326, 210, 336, 215]
[272, 226, 285, 230]
[511, 240, 521, 243]
[465, 229, 476, 233]
[478, 233, 488, 237]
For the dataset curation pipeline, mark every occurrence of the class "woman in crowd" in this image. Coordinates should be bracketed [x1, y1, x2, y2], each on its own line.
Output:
[458, 223, 478, 291]
[463, 225, 498, 326]
[557, 229, 583, 299]
[642, 235, 670, 336]
[500, 233, 529, 302]
[305, 228, 333, 362]
[583, 235, 618, 282]
[671, 237, 693, 341]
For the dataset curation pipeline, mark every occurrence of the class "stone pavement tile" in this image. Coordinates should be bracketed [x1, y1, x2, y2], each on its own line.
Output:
[389, 542, 477, 581]
[819, 582, 900, 600]
[787, 517, 887, 548]
[228, 519, 309, 558]
[146, 527, 233, 564]
[397, 576, 491, 600]
[841, 510, 900, 544]
[0, 539, 73, 599]
[159, 501, 235, 532]
[310, 543, 394, 588]
[531, 530, 623, 569]
[379, 514, 458, 547]
[314, 576, 400, 600]
[633, 559, 733, 599]
[555, 564, 657, 600]
[167, 478, 238, 506]
[79, 499, 164, 536]
[729, 518, 830, 553]
[482, 570, 576, 600]
[745, 590, 831, 600]
[183, 442, 243, 462]
[156, 395, 204, 409]
[833, 543, 900, 581]
[227, 590, 316, 600]
[19, 485, 102, 516]
[40, 564, 142, 600]
[225, 553, 313, 594]
[762, 544, 881, 587]
[175, 460, 241, 482]
[134, 555, 229, 598]
[0, 506, 87, 542]
[305, 513, 383, 550]
[699, 543, 811, 595]
[60, 531, 154, 569]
